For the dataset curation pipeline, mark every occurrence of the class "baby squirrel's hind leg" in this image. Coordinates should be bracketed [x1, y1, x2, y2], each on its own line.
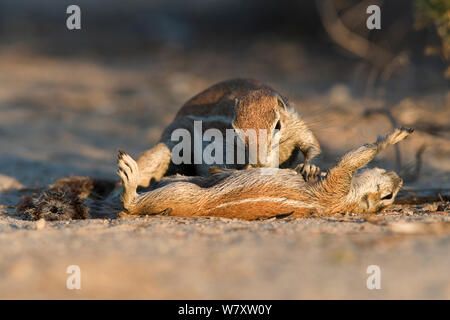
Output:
[117, 150, 139, 211]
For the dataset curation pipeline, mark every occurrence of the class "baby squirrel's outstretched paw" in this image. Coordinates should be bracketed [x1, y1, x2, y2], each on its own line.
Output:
[378, 127, 414, 146]
[387, 127, 414, 144]
[295, 163, 321, 182]
[117, 150, 139, 209]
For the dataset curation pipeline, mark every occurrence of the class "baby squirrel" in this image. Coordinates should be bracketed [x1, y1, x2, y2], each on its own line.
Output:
[119, 128, 413, 219]
[136, 78, 321, 187]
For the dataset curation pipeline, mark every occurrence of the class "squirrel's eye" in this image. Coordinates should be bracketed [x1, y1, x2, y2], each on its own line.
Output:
[277, 98, 286, 109]
[275, 120, 281, 131]
[381, 193, 393, 200]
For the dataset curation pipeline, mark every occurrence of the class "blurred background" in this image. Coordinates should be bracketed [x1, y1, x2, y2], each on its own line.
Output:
[0, 0, 448, 188]
[0, 0, 449, 300]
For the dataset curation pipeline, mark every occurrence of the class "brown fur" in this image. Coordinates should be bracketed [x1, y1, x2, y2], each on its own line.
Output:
[119, 128, 413, 220]
[16, 177, 118, 220]
[136, 78, 321, 187]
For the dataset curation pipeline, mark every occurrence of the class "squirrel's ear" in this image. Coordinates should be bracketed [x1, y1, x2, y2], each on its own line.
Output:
[277, 96, 287, 110]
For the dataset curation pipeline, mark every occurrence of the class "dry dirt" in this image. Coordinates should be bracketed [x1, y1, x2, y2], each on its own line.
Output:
[0, 42, 449, 299]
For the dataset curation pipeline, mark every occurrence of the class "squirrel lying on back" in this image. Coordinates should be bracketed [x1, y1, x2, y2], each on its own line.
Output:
[118, 128, 413, 220]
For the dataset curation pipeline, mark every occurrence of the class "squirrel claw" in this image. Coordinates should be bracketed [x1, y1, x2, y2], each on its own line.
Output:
[295, 163, 321, 182]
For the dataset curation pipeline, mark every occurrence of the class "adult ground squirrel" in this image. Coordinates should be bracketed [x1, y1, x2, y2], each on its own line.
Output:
[118, 128, 413, 220]
[136, 78, 321, 187]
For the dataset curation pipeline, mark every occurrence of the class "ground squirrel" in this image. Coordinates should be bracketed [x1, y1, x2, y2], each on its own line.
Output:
[136, 78, 321, 187]
[118, 128, 413, 220]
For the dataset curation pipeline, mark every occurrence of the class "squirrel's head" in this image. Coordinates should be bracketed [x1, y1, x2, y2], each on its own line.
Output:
[231, 89, 287, 167]
[348, 168, 403, 213]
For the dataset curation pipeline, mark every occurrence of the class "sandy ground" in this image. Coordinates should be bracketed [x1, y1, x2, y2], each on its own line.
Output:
[0, 42, 449, 299]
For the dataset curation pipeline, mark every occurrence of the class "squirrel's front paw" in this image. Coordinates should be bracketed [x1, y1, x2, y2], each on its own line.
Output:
[295, 163, 321, 182]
